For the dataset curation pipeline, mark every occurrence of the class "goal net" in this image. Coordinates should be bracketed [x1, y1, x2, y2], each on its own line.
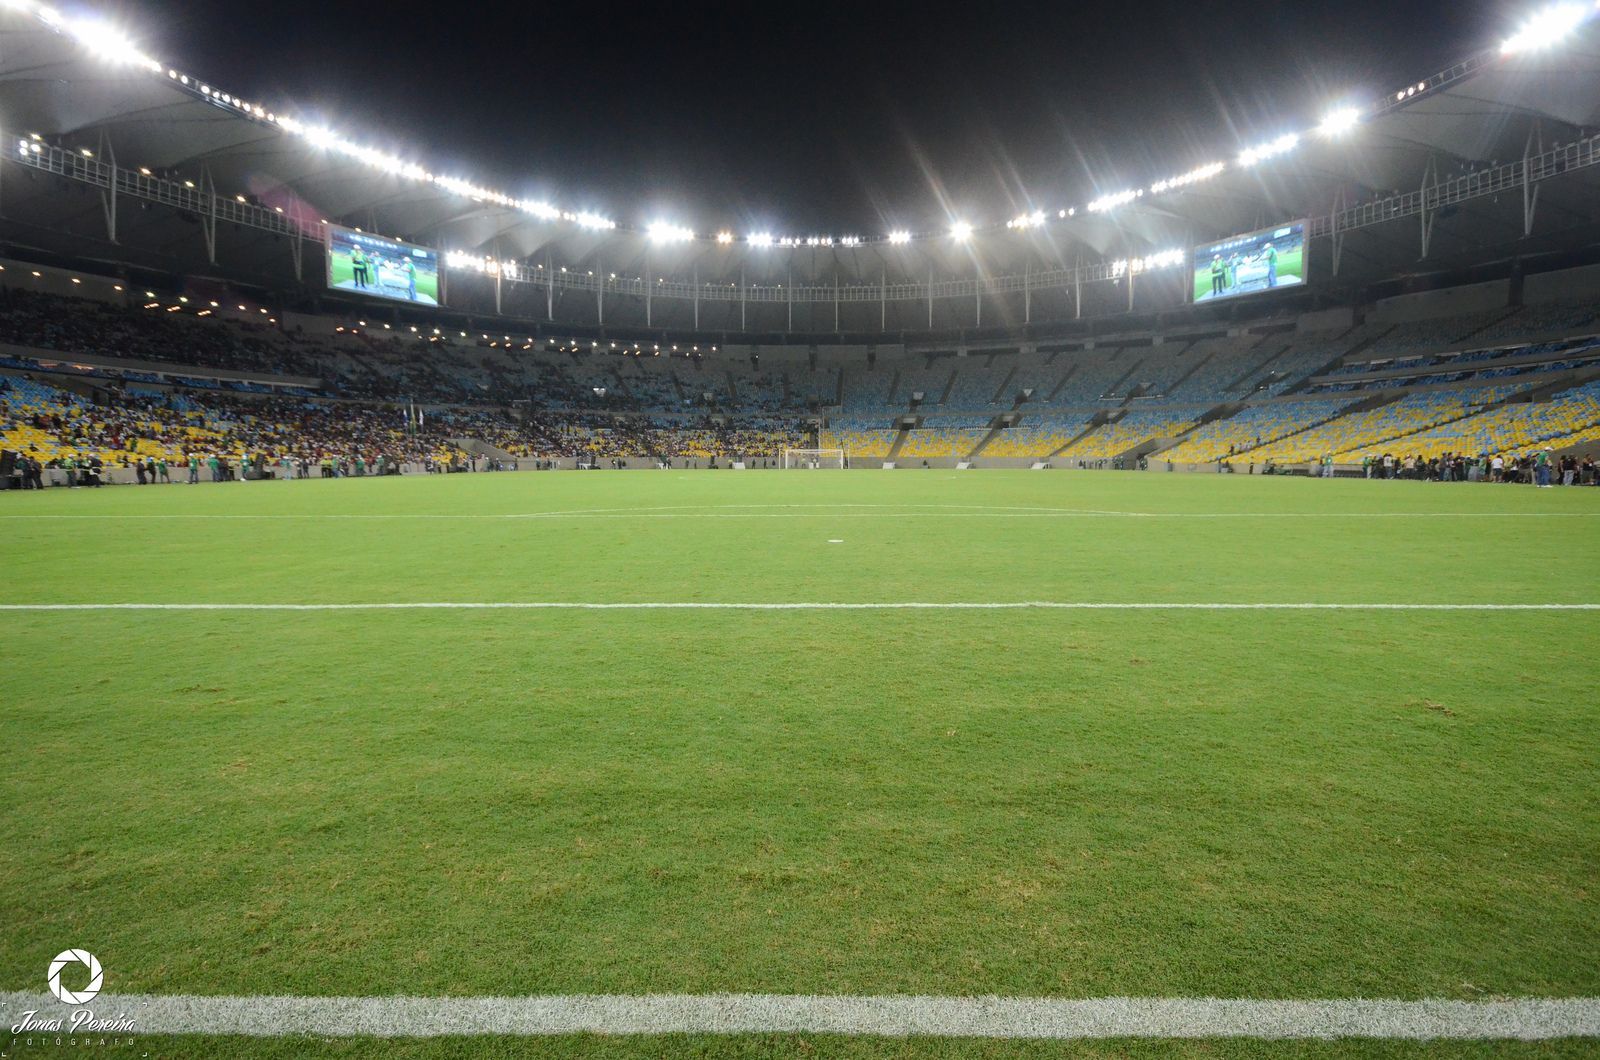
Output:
[782, 448, 846, 470]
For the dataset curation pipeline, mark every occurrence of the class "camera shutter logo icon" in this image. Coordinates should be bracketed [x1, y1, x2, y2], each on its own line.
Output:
[47, 949, 103, 1005]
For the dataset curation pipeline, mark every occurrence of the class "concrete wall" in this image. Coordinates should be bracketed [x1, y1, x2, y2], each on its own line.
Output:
[1296, 306, 1356, 333]
[1, 345, 319, 389]
[1371, 280, 1510, 324]
[1524, 263, 1600, 305]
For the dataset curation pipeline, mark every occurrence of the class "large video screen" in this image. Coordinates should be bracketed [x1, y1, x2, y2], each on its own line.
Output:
[1192, 221, 1306, 304]
[326, 225, 441, 306]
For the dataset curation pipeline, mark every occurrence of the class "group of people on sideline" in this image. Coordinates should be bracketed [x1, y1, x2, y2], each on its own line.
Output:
[1348, 450, 1596, 485]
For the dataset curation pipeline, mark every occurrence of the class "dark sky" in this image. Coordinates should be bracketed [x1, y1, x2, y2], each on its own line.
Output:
[105, 0, 1508, 233]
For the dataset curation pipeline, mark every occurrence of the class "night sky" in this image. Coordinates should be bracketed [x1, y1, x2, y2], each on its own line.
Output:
[105, 0, 1506, 233]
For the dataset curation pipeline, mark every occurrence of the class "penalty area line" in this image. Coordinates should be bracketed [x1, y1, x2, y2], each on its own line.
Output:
[0, 602, 1596, 612]
[0, 992, 1596, 1040]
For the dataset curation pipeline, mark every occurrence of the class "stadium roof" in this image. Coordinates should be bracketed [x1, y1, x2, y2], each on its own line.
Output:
[1, 3, 1598, 302]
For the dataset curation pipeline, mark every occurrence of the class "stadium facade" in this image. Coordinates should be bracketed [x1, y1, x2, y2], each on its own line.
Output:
[0, 4, 1598, 341]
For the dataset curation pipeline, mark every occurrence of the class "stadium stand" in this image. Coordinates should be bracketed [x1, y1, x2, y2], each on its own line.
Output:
[1159, 399, 1353, 464]
[4, 258, 1600, 478]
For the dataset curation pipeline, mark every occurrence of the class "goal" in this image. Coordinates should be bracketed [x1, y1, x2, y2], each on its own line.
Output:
[782, 448, 846, 470]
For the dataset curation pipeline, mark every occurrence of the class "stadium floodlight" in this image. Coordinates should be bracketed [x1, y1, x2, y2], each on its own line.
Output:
[648, 221, 694, 244]
[1149, 162, 1225, 195]
[1501, 3, 1590, 53]
[1088, 189, 1140, 213]
[950, 221, 973, 241]
[748, 232, 774, 247]
[1238, 132, 1300, 167]
[888, 230, 912, 244]
[715, 231, 734, 244]
[303, 125, 339, 150]
[1318, 106, 1362, 137]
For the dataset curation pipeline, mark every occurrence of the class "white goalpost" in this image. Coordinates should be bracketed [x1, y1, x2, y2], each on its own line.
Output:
[782, 448, 846, 469]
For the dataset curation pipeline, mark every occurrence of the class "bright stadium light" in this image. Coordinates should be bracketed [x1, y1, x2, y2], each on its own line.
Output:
[648, 221, 694, 244]
[1501, 3, 1590, 54]
[950, 221, 973, 241]
[1149, 162, 1225, 195]
[887, 230, 912, 244]
[1088, 189, 1141, 213]
[1008, 210, 1048, 229]
[1238, 132, 1300, 167]
[1318, 106, 1362, 137]
[748, 232, 774, 247]
[715, 231, 734, 244]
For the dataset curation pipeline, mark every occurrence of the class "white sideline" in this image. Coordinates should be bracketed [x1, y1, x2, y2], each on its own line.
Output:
[0, 601, 1596, 612]
[2, 510, 1598, 519]
[2, 992, 1596, 1039]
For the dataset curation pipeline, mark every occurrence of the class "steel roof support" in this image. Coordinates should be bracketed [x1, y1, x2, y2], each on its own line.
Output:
[1330, 187, 1346, 278]
[97, 131, 117, 244]
[199, 165, 217, 265]
[1419, 154, 1439, 260]
[492, 238, 502, 316]
[1523, 121, 1544, 237]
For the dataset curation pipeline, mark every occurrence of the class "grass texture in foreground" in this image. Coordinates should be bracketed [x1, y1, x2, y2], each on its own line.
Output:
[1, 471, 1596, 1056]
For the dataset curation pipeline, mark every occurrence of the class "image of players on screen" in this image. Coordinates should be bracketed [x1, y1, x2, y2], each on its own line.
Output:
[326, 225, 440, 306]
[1193, 223, 1305, 304]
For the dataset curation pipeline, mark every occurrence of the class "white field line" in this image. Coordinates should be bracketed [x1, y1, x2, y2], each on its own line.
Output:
[1, 992, 1596, 1039]
[0, 502, 1596, 520]
[0, 602, 1595, 612]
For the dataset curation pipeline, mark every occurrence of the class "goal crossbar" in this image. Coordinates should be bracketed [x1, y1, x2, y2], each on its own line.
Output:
[782, 448, 846, 469]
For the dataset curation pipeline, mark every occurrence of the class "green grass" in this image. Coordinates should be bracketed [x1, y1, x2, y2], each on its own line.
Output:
[1, 471, 1597, 1057]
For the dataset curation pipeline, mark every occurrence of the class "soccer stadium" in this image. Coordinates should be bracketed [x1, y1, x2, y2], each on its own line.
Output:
[1, 0, 1599, 1055]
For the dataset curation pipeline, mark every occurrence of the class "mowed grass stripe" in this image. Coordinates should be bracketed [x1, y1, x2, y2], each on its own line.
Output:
[3, 607, 1594, 1003]
[1, 601, 1599, 611]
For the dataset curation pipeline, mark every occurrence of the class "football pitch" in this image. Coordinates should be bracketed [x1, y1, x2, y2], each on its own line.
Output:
[2, 471, 1597, 1057]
